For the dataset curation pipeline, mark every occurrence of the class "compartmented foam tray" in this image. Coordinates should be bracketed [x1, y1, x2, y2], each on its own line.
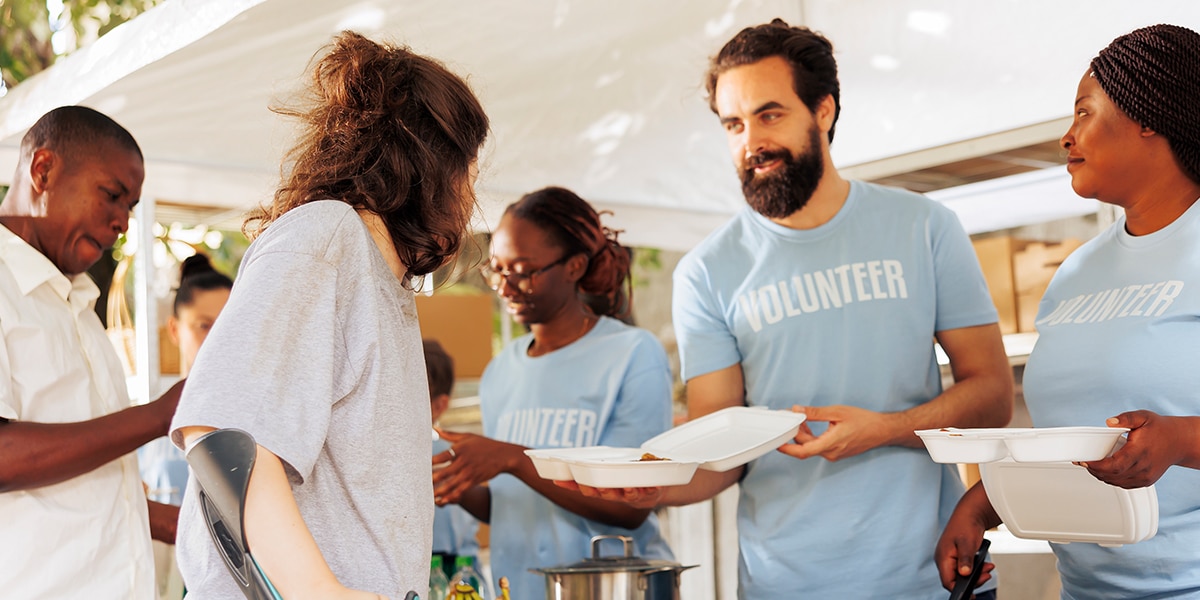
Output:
[916, 426, 1156, 546]
[526, 406, 807, 487]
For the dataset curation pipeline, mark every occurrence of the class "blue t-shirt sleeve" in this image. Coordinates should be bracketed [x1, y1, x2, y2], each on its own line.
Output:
[930, 205, 999, 332]
[596, 333, 673, 448]
[672, 256, 741, 382]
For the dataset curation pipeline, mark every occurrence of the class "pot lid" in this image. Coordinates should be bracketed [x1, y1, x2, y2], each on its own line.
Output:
[531, 535, 696, 575]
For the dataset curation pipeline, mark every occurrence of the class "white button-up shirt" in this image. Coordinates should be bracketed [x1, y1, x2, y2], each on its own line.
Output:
[0, 224, 154, 599]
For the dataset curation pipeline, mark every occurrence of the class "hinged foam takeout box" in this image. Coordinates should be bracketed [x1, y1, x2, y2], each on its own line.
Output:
[916, 427, 1157, 546]
[526, 406, 807, 488]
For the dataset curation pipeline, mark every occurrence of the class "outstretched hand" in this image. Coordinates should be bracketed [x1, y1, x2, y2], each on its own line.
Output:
[1080, 410, 1192, 489]
[777, 405, 894, 462]
[432, 428, 523, 505]
[555, 479, 664, 509]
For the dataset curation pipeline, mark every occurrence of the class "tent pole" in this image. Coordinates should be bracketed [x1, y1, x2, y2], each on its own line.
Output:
[133, 198, 160, 404]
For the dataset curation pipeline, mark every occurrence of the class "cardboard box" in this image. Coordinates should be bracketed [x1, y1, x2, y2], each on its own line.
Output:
[1012, 239, 1084, 332]
[972, 236, 1084, 333]
[972, 236, 1018, 334]
[415, 293, 495, 378]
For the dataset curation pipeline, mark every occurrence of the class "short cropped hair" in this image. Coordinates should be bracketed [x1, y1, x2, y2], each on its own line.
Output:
[21, 105, 142, 168]
[423, 339, 455, 399]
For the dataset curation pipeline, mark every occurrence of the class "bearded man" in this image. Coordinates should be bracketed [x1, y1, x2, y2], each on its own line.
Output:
[577, 19, 1014, 599]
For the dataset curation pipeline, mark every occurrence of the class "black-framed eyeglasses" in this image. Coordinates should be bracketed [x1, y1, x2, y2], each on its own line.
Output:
[480, 254, 570, 294]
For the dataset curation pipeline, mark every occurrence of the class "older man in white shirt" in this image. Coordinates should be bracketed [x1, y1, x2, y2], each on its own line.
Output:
[0, 106, 183, 599]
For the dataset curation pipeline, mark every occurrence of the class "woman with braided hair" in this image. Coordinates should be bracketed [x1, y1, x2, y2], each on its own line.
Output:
[432, 187, 674, 599]
[170, 30, 489, 599]
[937, 24, 1200, 599]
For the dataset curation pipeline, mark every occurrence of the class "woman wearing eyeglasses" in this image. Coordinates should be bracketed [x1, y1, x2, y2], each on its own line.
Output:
[432, 187, 674, 599]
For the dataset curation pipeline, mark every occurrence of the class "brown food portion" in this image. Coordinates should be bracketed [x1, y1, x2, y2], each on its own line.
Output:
[637, 452, 670, 462]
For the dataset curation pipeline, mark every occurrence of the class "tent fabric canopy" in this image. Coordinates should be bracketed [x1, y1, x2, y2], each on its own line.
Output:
[2, 0, 1197, 249]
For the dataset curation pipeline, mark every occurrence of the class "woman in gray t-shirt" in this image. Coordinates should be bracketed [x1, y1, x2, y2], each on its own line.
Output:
[170, 31, 489, 600]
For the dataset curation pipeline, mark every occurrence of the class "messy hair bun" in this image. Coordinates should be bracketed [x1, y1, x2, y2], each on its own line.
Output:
[505, 187, 632, 318]
[250, 30, 490, 286]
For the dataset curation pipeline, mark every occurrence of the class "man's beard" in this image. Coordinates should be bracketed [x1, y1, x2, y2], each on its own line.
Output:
[740, 125, 825, 219]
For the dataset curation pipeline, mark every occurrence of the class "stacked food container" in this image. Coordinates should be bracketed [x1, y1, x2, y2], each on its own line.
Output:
[917, 426, 1158, 546]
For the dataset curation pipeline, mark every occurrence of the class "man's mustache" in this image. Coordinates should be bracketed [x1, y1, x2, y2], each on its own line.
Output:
[745, 150, 790, 170]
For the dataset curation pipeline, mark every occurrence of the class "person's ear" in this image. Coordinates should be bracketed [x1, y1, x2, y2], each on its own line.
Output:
[431, 393, 450, 422]
[167, 316, 181, 345]
[28, 148, 56, 194]
[566, 252, 588, 283]
[1140, 125, 1158, 138]
[814, 94, 837, 138]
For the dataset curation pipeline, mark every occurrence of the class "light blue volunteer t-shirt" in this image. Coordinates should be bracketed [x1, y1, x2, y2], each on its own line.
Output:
[433, 437, 481, 558]
[673, 181, 998, 599]
[481, 316, 674, 600]
[1023, 199, 1200, 600]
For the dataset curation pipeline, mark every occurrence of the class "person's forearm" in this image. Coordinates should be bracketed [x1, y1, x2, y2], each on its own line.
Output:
[0, 402, 169, 492]
[657, 466, 742, 507]
[1174, 416, 1200, 470]
[148, 500, 180, 544]
[456, 486, 491, 523]
[885, 370, 1013, 449]
[959, 481, 1003, 531]
[511, 456, 653, 529]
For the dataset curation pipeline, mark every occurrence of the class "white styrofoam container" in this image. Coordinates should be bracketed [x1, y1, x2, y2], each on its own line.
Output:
[916, 426, 1157, 547]
[526, 406, 807, 487]
[1002, 426, 1128, 463]
[643, 406, 808, 472]
[564, 451, 701, 488]
[915, 426, 1128, 464]
[915, 428, 1018, 464]
[525, 446, 628, 481]
[980, 458, 1158, 546]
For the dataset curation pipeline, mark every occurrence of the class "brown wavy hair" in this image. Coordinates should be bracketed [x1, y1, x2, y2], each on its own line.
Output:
[704, 18, 841, 143]
[246, 31, 490, 284]
[505, 187, 632, 318]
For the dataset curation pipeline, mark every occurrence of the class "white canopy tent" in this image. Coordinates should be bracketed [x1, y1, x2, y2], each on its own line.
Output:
[4, 5, 1197, 596]
[3, 0, 1198, 250]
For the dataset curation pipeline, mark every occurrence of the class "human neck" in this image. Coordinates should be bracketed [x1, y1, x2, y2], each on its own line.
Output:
[767, 165, 851, 231]
[357, 209, 408, 280]
[528, 307, 596, 357]
[1120, 171, 1200, 236]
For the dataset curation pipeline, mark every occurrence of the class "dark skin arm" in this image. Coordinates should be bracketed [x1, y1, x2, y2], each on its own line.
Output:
[452, 485, 492, 524]
[0, 379, 184, 493]
[935, 481, 1001, 591]
[148, 499, 180, 544]
[1081, 411, 1200, 489]
[433, 429, 652, 530]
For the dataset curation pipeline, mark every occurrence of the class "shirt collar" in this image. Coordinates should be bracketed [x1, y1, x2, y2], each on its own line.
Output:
[0, 223, 99, 306]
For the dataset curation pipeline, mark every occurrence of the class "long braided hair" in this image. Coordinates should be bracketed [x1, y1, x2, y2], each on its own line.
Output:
[504, 187, 633, 319]
[1091, 24, 1200, 183]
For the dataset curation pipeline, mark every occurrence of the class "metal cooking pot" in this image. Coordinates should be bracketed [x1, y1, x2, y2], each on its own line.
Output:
[530, 535, 696, 600]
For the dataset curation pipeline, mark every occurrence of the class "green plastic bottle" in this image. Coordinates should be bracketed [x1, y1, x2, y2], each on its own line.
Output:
[429, 555, 450, 600]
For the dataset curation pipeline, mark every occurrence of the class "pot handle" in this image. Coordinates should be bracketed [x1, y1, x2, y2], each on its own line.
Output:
[590, 534, 635, 559]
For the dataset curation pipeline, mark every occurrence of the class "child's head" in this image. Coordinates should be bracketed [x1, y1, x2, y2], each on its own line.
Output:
[423, 339, 455, 422]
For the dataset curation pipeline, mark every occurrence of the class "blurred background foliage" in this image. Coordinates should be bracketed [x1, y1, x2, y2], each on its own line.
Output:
[1, 0, 163, 93]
